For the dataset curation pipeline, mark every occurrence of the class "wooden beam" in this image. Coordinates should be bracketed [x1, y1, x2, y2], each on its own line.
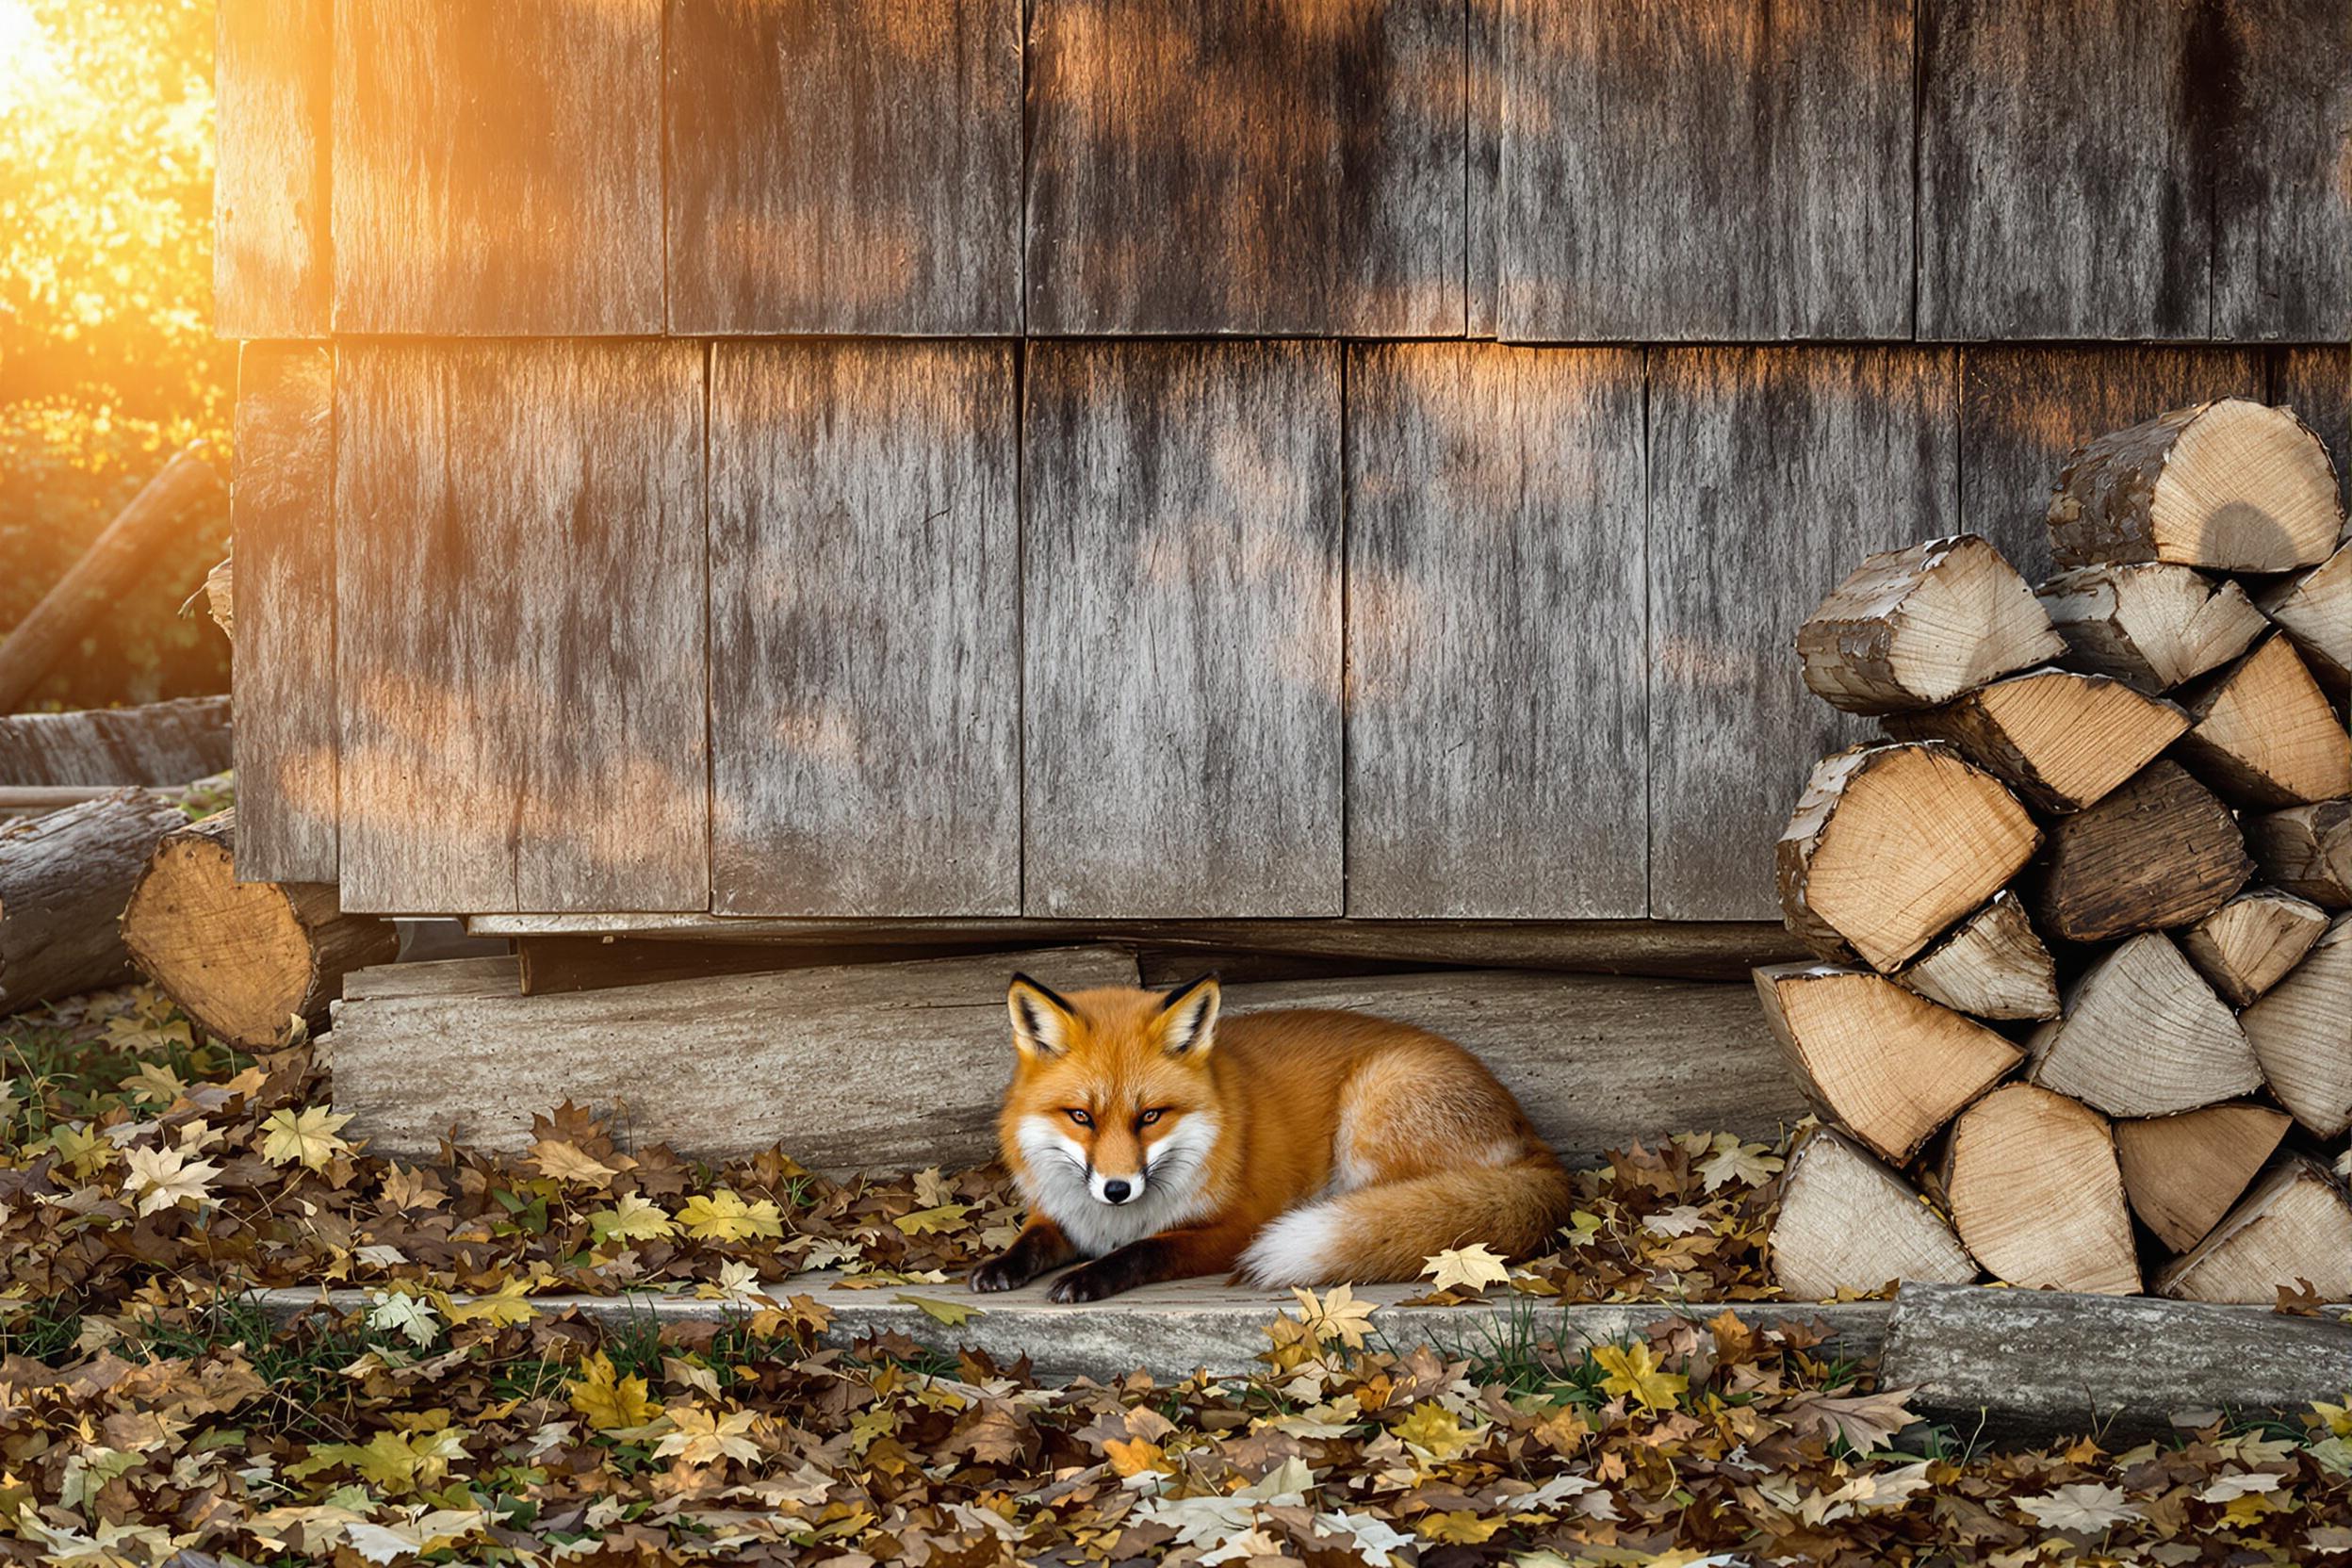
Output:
[0, 696, 230, 788]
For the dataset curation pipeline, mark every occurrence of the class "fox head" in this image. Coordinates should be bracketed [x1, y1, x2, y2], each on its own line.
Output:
[1001, 972, 1224, 1233]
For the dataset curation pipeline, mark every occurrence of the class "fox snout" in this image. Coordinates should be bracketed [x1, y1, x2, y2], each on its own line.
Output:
[1087, 1169, 1141, 1205]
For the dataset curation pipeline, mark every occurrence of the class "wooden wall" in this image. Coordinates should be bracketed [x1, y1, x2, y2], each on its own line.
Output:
[219, 0, 2352, 921]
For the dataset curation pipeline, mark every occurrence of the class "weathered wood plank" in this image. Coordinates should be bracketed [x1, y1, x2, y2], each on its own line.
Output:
[1647, 349, 1962, 920]
[2211, 0, 2352, 342]
[333, 0, 662, 334]
[1957, 347, 2269, 582]
[1024, 0, 1464, 335]
[709, 341, 1019, 915]
[0, 698, 232, 789]
[323, 947, 1141, 1167]
[232, 343, 338, 883]
[1465, 0, 1501, 338]
[334, 341, 707, 913]
[2274, 347, 2351, 507]
[214, 0, 330, 337]
[665, 0, 1021, 335]
[1022, 342, 1343, 918]
[1919, 0, 2207, 340]
[1495, 0, 1912, 341]
[1347, 344, 1646, 917]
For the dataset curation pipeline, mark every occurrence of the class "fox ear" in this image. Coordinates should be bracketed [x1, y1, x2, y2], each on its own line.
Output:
[1156, 973, 1221, 1059]
[1007, 973, 1077, 1060]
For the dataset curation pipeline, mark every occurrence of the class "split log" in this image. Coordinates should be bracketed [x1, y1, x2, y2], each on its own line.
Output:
[2023, 934, 2263, 1117]
[0, 448, 225, 712]
[0, 789, 191, 1010]
[2033, 760, 2251, 942]
[2179, 889, 2329, 1005]
[0, 696, 233, 788]
[2034, 564, 2267, 694]
[1942, 1084, 2140, 1296]
[1752, 964, 2021, 1163]
[2048, 399, 2343, 574]
[2115, 1102, 2293, 1252]
[2172, 635, 2352, 808]
[1795, 535, 2064, 715]
[1769, 1127, 1978, 1300]
[2155, 1158, 2352, 1304]
[2238, 912, 2352, 1137]
[2245, 801, 2352, 908]
[1883, 668, 2187, 813]
[1894, 890, 2058, 1021]
[1777, 743, 2040, 972]
[2251, 539, 2352, 693]
[119, 809, 396, 1047]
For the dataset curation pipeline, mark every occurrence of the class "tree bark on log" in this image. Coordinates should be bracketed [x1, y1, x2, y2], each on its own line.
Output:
[0, 696, 233, 788]
[2244, 800, 2352, 907]
[119, 808, 396, 1047]
[1795, 535, 2063, 715]
[0, 789, 191, 1011]
[2033, 760, 2251, 942]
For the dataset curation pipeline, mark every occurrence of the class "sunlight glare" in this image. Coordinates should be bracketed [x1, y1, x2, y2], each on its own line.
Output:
[0, 0, 60, 117]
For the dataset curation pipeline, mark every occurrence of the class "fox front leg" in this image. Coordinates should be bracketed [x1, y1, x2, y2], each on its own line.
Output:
[969, 1217, 1076, 1293]
[1045, 1221, 1253, 1303]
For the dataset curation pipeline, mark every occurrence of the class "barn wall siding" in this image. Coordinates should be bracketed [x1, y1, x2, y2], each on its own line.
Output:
[214, 0, 332, 339]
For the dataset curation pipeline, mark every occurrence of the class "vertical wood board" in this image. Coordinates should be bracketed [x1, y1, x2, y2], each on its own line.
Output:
[2208, 0, 2352, 341]
[1496, 0, 1914, 341]
[709, 341, 1020, 915]
[1347, 343, 1647, 917]
[665, 0, 1021, 335]
[333, 0, 663, 334]
[214, 0, 331, 338]
[1024, 0, 1465, 336]
[1647, 348, 1963, 919]
[1022, 341, 1344, 918]
[2273, 348, 2352, 508]
[335, 341, 707, 913]
[232, 343, 339, 882]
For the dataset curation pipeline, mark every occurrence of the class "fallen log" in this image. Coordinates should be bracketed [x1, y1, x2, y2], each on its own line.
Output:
[119, 808, 396, 1047]
[0, 695, 232, 788]
[0, 789, 191, 1011]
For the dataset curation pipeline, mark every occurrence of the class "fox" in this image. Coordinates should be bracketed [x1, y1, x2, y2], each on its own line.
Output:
[968, 971, 1576, 1302]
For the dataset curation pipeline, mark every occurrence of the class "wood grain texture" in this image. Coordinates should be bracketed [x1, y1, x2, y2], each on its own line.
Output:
[333, 0, 662, 334]
[1958, 347, 2267, 582]
[1647, 348, 1961, 920]
[1346, 344, 1645, 917]
[1919, 0, 2209, 339]
[665, 0, 1020, 335]
[2274, 347, 2351, 506]
[2209, 0, 2352, 341]
[1022, 342, 1343, 918]
[232, 344, 338, 884]
[1495, 0, 1912, 341]
[0, 698, 232, 789]
[334, 341, 707, 914]
[214, 0, 330, 337]
[708, 341, 1018, 915]
[1465, 0, 1501, 337]
[1024, 0, 1464, 335]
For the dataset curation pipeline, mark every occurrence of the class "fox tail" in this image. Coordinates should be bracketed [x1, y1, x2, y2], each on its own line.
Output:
[1235, 1156, 1575, 1287]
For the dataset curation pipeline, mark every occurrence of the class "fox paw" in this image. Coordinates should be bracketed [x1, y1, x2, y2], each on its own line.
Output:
[968, 1254, 1034, 1294]
[1046, 1266, 1126, 1304]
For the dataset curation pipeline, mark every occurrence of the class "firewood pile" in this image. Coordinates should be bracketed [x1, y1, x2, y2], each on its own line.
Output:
[1763, 398, 2352, 1305]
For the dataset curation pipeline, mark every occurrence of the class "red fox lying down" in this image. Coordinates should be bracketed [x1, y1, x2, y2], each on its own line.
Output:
[969, 972, 1575, 1302]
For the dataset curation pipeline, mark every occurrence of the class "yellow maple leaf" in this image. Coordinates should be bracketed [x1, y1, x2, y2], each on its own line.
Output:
[588, 1193, 677, 1244]
[893, 1293, 983, 1327]
[1416, 1511, 1506, 1544]
[1392, 1400, 1471, 1460]
[1102, 1436, 1166, 1477]
[1420, 1243, 1511, 1295]
[1291, 1283, 1378, 1349]
[568, 1351, 656, 1431]
[261, 1105, 354, 1171]
[1592, 1342, 1687, 1412]
[892, 1202, 971, 1235]
[657, 1403, 761, 1466]
[440, 1277, 538, 1328]
[531, 1138, 619, 1185]
[677, 1188, 783, 1242]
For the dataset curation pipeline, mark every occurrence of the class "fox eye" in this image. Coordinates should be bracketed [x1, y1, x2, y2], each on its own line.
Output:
[1138, 1108, 1166, 1127]
[1066, 1109, 1093, 1128]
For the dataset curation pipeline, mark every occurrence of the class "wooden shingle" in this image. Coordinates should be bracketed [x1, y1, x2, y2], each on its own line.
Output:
[214, 0, 331, 338]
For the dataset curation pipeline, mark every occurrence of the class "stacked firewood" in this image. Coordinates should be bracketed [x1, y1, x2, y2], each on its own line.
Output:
[1763, 398, 2352, 1304]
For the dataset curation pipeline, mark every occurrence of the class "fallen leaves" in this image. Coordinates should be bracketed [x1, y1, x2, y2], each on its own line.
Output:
[1421, 1242, 1511, 1294]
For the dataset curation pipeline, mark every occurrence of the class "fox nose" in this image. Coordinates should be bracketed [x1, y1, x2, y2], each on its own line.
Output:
[1101, 1179, 1133, 1204]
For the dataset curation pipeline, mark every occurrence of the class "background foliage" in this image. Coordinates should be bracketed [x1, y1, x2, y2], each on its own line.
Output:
[0, 0, 232, 711]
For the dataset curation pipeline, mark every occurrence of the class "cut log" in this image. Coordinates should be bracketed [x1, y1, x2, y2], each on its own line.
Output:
[1942, 1084, 2140, 1296]
[1883, 668, 2188, 813]
[1795, 535, 2065, 715]
[0, 789, 192, 1011]
[2172, 634, 2352, 808]
[1894, 890, 2059, 1021]
[2048, 399, 2344, 573]
[2034, 564, 2267, 694]
[2238, 911, 2352, 1137]
[2033, 760, 2251, 942]
[2245, 800, 2352, 908]
[1769, 1127, 1978, 1300]
[2115, 1102, 2293, 1252]
[2024, 934, 2264, 1117]
[2179, 889, 2329, 1005]
[1752, 964, 2022, 1163]
[118, 809, 397, 1047]
[0, 696, 234, 789]
[2155, 1158, 2352, 1304]
[2251, 539, 2352, 694]
[1777, 743, 2041, 971]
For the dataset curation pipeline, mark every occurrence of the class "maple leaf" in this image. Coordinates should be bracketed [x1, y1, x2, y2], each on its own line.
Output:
[441, 1276, 538, 1328]
[1783, 1386, 1919, 1453]
[1392, 1401, 1471, 1460]
[120, 1144, 221, 1216]
[367, 1291, 442, 1348]
[677, 1188, 783, 1241]
[1696, 1134, 1784, 1192]
[569, 1351, 656, 1431]
[1314, 1510, 1416, 1568]
[1290, 1283, 1379, 1350]
[657, 1404, 761, 1467]
[531, 1137, 619, 1185]
[894, 1293, 983, 1327]
[1420, 1243, 1511, 1294]
[913, 1166, 956, 1207]
[1102, 1436, 1166, 1477]
[1417, 1511, 1506, 1544]
[1643, 1204, 1707, 1237]
[892, 1202, 970, 1235]
[1592, 1342, 1687, 1412]
[589, 1193, 677, 1244]
[261, 1106, 354, 1171]
[2017, 1482, 2142, 1532]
